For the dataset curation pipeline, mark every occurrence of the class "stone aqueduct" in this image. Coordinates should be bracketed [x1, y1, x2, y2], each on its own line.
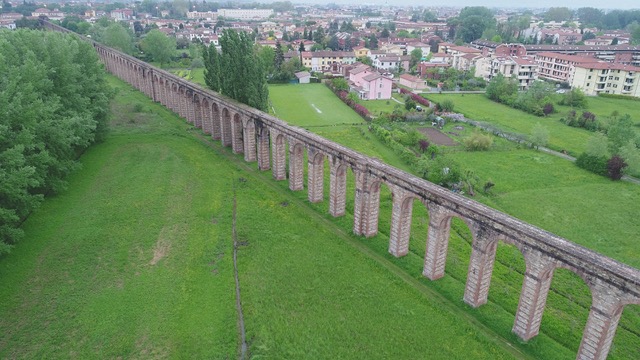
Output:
[45, 21, 640, 360]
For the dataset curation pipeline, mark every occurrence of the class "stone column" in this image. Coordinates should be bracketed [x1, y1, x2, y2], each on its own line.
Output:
[186, 92, 196, 124]
[423, 203, 452, 280]
[271, 131, 286, 180]
[256, 126, 270, 170]
[221, 109, 232, 147]
[289, 139, 304, 191]
[352, 167, 379, 237]
[201, 101, 212, 135]
[193, 97, 203, 129]
[463, 224, 499, 308]
[307, 148, 324, 203]
[328, 156, 347, 217]
[388, 187, 414, 257]
[243, 121, 257, 162]
[231, 115, 244, 154]
[211, 105, 221, 140]
[577, 283, 625, 360]
[513, 251, 556, 341]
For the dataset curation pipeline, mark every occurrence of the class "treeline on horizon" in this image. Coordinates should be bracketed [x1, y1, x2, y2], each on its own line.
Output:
[0, 29, 112, 255]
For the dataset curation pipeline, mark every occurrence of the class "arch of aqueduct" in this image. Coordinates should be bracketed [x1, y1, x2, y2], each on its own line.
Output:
[44, 21, 640, 360]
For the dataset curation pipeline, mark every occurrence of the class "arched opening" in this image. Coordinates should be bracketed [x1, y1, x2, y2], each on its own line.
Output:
[193, 95, 203, 129]
[539, 267, 593, 355]
[220, 108, 232, 147]
[231, 113, 244, 154]
[610, 303, 640, 359]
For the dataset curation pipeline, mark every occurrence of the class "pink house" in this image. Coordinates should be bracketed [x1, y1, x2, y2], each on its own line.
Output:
[348, 65, 393, 100]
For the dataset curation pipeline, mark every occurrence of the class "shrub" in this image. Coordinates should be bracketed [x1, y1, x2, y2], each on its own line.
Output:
[463, 131, 493, 151]
[405, 99, 416, 111]
[576, 153, 608, 176]
[607, 155, 627, 180]
[543, 103, 554, 116]
[440, 99, 454, 112]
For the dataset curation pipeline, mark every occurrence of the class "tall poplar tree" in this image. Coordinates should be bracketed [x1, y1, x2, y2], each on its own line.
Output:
[204, 29, 268, 112]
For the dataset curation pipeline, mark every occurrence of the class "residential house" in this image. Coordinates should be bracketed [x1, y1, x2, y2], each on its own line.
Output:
[110, 9, 133, 21]
[374, 55, 411, 72]
[31, 8, 64, 20]
[353, 46, 369, 58]
[348, 65, 393, 100]
[399, 73, 428, 90]
[570, 62, 640, 97]
[301, 51, 356, 72]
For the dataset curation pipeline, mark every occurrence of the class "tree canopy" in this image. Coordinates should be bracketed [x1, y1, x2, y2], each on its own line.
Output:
[0, 29, 111, 255]
[140, 29, 177, 65]
[203, 29, 268, 111]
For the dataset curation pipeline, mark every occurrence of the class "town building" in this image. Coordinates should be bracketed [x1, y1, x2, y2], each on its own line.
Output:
[570, 62, 640, 97]
[534, 52, 599, 83]
[217, 9, 273, 21]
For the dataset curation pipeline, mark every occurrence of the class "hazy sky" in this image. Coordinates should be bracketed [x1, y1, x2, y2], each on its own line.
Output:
[296, 0, 639, 11]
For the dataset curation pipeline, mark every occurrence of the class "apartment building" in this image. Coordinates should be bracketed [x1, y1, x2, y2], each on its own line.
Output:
[301, 51, 356, 72]
[475, 56, 538, 90]
[570, 62, 640, 97]
[534, 52, 599, 83]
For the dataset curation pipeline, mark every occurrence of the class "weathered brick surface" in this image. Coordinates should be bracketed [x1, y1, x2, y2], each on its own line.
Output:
[270, 131, 286, 179]
[288, 140, 304, 191]
[328, 156, 347, 217]
[307, 148, 324, 203]
[243, 120, 256, 162]
[52, 22, 640, 359]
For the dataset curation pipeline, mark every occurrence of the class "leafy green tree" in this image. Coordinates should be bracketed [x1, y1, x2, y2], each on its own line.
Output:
[409, 48, 422, 70]
[456, 7, 495, 43]
[530, 123, 549, 149]
[619, 141, 640, 175]
[485, 73, 517, 104]
[585, 133, 610, 157]
[607, 114, 635, 154]
[274, 41, 285, 71]
[102, 23, 135, 54]
[0, 30, 111, 254]
[140, 29, 176, 65]
[215, 29, 268, 111]
[202, 45, 221, 92]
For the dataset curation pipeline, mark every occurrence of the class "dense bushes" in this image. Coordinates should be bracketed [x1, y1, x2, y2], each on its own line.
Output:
[326, 79, 371, 120]
[399, 87, 430, 107]
[576, 153, 608, 176]
[0, 30, 111, 254]
[463, 131, 493, 151]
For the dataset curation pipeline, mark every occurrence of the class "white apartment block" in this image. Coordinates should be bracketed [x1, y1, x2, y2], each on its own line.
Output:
[534, 52, 599, 83]
[217, 9, 273, 20]
[475, 56, 539, 90]
[570, 63, 640, 97]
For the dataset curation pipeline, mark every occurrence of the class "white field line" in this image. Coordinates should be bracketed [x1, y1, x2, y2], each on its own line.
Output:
[311, 103, 322, 113]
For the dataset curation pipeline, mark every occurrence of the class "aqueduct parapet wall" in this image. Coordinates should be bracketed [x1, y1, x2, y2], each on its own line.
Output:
[43, 21, 640, 360]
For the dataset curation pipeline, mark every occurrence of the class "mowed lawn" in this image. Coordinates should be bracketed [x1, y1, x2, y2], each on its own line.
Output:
[270, 83, 413, 172]
[0, 76, 528, 359]
[269, 83, 364, 126]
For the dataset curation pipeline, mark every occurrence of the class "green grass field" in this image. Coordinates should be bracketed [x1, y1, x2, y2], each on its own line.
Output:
[0, 76, 552, 359]
[424, 94, 594, 155]
[266, 83, 640, 359]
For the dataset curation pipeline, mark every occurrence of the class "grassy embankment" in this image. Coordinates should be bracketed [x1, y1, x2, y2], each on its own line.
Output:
[269, 83, 640, 359]
[0, 76, 533, 359]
